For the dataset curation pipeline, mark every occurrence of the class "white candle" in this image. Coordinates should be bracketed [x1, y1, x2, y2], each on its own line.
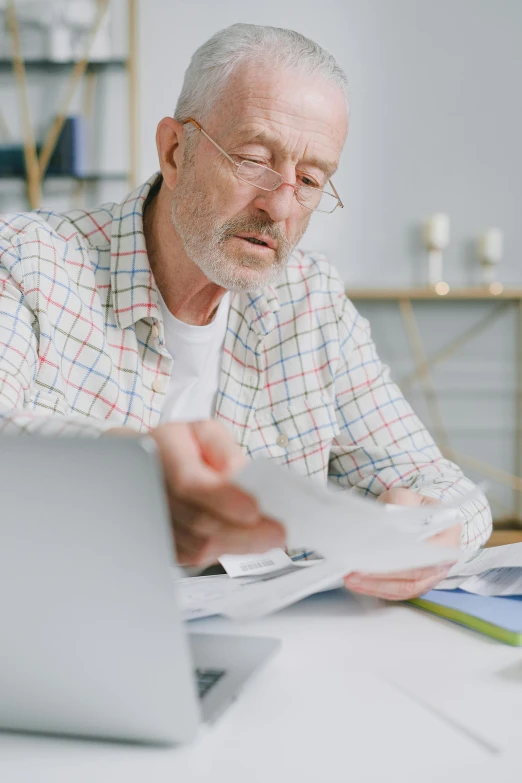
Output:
[424, 213, 450, 251]
[479, 229, 503, 266]
[423, 213, 450, 286]
[428, 250, 443, 286]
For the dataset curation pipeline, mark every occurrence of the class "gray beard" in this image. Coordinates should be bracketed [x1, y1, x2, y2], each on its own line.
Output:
[170, 177, 307, 292]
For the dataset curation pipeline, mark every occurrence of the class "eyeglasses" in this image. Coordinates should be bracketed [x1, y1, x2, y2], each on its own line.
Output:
[182, 118, 344, 215]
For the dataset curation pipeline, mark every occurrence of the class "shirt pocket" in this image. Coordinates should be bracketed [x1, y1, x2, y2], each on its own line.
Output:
[247, 392, 339, 473]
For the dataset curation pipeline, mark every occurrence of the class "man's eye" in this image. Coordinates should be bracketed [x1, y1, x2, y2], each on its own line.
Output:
[299, 175, 320, 188]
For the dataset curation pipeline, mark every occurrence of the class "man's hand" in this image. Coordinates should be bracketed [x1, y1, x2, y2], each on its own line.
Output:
[148, 421, 285, 566]
[343, 487, 461, 600]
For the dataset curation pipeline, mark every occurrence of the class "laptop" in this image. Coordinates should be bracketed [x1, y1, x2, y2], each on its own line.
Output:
[0, 434, 280, 745]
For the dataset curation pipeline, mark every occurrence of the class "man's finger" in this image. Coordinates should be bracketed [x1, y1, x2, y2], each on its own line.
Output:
[344, 566, 452, 601]
[191, 419, 247, 475]
[430, 522, 462, 546]
[195, 520, 286, 566]
[152, 420, 240, 489]
[377, 487, 424, 506]
[173, 525, 209, 566]
[153, 422, 260, 525]
[345, 564, 452, 583]
[170, 482, 261, 526]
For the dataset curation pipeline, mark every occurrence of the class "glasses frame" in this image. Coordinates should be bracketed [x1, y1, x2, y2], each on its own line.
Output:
[182, 117, 344, 214]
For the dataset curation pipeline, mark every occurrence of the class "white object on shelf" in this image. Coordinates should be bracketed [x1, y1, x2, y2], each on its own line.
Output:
[64, 1, 113, 61]
[1, 0, 113, 63]
[423, 212, 450, 287]
[478, 228, 503, 285]
[48, 23, 72, 61]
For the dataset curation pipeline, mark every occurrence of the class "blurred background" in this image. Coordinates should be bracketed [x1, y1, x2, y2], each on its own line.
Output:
[1, 0, 521, 533]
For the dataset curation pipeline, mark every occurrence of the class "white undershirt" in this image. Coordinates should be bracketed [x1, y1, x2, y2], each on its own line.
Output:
[158, 290, 230, 423]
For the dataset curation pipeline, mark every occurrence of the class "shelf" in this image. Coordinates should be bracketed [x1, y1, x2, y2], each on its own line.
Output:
[0, 0, 137, 208]
[0, 59, 127, 72]
[347, 287, 522, 301]
[0, 172, 128, 183]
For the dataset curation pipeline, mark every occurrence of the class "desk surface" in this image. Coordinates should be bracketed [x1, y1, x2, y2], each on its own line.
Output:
[2, 590, 521, 783]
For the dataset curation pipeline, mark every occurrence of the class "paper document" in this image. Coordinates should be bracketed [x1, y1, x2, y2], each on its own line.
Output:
[234, 459, 473, 559]
[177, 562, 340, 622]
[220, 548, 295, 577]
[219, 549, 318, 578]
[435, 543, 522, 596]
[177, 461, 480, 622]
[178, 575, 241, 621]
[185, 460, 469, 620]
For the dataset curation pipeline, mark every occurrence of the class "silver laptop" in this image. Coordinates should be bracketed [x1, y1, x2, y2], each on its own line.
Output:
[0, 435, 280, 745]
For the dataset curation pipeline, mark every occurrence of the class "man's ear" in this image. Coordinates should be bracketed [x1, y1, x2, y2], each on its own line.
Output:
[156, 117, 185, 190]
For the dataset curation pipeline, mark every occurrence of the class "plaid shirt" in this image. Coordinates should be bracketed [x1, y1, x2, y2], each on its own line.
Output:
[0, 175, 491, 548]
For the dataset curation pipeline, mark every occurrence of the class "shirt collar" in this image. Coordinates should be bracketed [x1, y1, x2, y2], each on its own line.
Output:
[110, 173, 281, 334]
[239, 284, 280, 337]
[110, 173, 161, 330]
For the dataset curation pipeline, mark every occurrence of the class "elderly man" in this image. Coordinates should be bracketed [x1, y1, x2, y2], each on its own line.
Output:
[0, 23, 491, 599]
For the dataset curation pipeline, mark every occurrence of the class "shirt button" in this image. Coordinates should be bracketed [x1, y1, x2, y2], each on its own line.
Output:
[151, 324, 160, 340]
[152, 377, 167, 394]
[276, 432, 289, 448]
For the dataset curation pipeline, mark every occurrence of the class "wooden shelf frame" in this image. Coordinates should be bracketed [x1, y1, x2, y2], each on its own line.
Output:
[0, 59, 127, 71]
[347, 287, 522, 525]
[3, 0, 138, 208]
[0, 172, 128, 182]
[349, 287, 522, 301]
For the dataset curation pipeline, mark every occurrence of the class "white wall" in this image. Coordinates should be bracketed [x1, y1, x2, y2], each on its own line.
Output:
[138, 0, 522, 287]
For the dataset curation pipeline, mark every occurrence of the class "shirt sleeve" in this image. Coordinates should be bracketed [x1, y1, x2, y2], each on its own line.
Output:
[0, 233, 108, 437]
[328, 294, 492, 550]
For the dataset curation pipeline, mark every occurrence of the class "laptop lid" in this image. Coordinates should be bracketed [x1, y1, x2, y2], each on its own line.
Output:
[0, 434, 200, 745]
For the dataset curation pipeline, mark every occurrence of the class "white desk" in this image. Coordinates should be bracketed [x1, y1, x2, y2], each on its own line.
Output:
[2, 590, 521, 783]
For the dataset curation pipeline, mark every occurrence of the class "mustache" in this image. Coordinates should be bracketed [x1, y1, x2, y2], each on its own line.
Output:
[218, 216, 290, 249]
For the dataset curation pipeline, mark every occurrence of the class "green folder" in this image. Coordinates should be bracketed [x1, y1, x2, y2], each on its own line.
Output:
[408, 589, 522, 646]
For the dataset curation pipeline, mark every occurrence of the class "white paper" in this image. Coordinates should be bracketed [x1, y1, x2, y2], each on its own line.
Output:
[177, 563, 340, 622]
[445, 542, 522, 579]
[178, 523, 459, 621]
[219, 548, 294, 577]
[177, 461, 478, 622]
[457, 568, 522, 597]
[384, 502, 463, 540]
[433, 574, 470, 590]
[177, 575, 241, 620]
[218, 533, 459, 620]
[434, 542, 522, 596]
[234, 460, 472, 559]
[235, 460, 478, 559]
[436, 566, 522, 597]
[213, 460, 474, 619]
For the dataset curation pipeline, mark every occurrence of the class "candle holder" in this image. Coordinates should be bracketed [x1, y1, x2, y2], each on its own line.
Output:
[423, 213, 450, 288]
[478, 229, 503, 292]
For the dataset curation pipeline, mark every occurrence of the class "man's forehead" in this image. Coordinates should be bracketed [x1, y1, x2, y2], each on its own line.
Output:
[211, 63, 348, 152]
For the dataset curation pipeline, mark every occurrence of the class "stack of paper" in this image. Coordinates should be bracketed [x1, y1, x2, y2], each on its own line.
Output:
[434, 543, 522, 596]
[177, 460, 476, 621]
[178, 552, 326, 622]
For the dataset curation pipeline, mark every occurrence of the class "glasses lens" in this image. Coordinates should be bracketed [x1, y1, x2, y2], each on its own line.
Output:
[236, 161, 282, 190]
[296, 187, 339, 213]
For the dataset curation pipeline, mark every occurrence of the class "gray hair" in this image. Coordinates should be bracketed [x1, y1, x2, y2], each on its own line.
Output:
[174, 23, 348, 124]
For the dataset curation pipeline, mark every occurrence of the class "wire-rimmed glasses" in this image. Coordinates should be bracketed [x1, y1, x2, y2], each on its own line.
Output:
[182, 118, 344, 214]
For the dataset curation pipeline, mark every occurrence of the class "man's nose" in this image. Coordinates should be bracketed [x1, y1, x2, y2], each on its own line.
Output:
[252, 183, 296, 223]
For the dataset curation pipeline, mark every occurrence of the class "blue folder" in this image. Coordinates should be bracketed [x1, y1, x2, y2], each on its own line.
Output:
[408, 589, 522, 645]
